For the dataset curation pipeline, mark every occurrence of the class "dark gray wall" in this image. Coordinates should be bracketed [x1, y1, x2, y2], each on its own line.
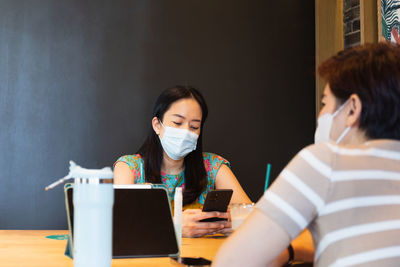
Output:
[0, 0, 315, 229]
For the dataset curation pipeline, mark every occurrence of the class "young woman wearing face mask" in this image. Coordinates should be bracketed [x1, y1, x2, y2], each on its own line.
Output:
[114, 86, 251, 238]
[213, 43, 400, 267]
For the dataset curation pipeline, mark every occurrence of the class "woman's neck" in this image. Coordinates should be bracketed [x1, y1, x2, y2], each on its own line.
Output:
[341, 127, 368, 145]
[160, 151, 184, 175]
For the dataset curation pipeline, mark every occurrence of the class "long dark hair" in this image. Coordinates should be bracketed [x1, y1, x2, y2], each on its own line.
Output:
[137, 85, 209, 205]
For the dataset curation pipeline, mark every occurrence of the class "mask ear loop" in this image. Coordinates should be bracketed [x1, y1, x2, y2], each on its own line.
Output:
[158, 118, 164, 128]
[336, 126, 351, 144]
[334, 99, 351, 144]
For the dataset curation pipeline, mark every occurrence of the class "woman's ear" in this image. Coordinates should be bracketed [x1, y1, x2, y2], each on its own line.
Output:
[152, 117, 161, 135]
[345, 94, 362, 127]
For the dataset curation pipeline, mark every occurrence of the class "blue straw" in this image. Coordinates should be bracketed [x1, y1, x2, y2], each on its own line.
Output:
[140, 161, 144, 183]
[264, 163, 271, 191]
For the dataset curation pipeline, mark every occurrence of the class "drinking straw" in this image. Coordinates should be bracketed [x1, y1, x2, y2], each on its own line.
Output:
[264, 163, 271, 191]
[140, 161, 144, 182]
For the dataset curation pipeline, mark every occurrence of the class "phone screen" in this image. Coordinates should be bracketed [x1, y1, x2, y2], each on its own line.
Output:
[200, 189, 233, 222]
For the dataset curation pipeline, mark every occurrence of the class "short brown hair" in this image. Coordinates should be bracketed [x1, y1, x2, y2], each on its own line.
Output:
[318, 43, 400, 140]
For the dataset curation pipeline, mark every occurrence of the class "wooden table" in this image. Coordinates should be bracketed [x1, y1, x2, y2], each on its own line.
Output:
[0, 230, 226, 266]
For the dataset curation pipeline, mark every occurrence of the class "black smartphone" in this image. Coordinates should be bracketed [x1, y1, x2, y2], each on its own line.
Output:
[171, 256, 212, 266]
[200, 189, 233, 222]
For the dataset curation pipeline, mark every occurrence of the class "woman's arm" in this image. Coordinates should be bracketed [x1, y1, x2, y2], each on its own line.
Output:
[213, 209, 314, 267]
[268, 230, 315, 266]
[113, 162, 134, 184]
[215, 164, 252, 203]
[213, 208, 290, 267]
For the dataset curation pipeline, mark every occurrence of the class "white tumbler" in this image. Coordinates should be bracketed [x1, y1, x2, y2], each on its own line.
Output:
[73, 178, 114, 267]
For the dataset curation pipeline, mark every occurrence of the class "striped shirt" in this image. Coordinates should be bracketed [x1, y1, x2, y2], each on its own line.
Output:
[256, 139, 400, 267]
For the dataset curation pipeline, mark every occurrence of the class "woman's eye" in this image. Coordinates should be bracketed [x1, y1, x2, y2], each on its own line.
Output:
[190, 126, 199, 130]
[173, 122, 182, 126]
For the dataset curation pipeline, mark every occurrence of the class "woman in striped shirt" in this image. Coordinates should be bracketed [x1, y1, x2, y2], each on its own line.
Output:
[214, 43, 400, 267]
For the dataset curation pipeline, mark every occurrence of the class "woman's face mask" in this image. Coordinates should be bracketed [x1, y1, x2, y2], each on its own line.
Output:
[314, 100, 351, 144]
[159, 120, 199, 160]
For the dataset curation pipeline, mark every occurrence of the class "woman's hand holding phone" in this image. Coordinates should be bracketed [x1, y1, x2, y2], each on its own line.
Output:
[182, 209, 232, 237]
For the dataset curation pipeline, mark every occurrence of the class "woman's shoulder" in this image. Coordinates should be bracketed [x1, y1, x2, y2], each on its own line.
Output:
[292, 143, 336, 171]
[202, 152, 228, 161]
[301, 142, 333, 154]
[114, 154, 143, 167]
[202, 152, 231, 169]
[114, 154, 144, 182]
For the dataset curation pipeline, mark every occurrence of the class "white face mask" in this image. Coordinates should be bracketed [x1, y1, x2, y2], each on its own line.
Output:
[314, 100, 351, 144]
[158, 121, 199, 160]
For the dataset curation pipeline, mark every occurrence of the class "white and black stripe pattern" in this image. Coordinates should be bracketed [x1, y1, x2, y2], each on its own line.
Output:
[381, 0, 400, 41]
[256, 140, 400, 266]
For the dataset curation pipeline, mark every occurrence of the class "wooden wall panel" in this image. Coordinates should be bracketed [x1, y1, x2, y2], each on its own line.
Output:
[361, 0, 378, 43]
[315, 0, 344, 116]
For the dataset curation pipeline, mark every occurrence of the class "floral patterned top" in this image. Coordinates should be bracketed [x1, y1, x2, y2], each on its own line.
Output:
[114, 152, 230, 207]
